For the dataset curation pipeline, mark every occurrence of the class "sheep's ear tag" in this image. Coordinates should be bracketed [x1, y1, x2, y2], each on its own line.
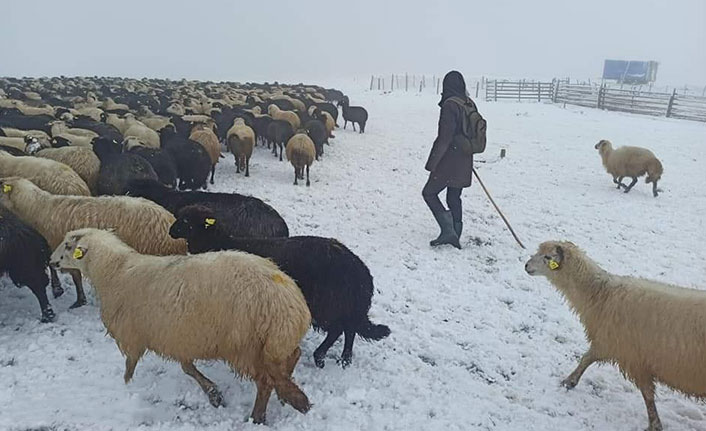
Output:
[548, 260, 560, 270]
[2, 184, 11, 193]
[73, 248, 84, 260]
[204, 218, 216, 228]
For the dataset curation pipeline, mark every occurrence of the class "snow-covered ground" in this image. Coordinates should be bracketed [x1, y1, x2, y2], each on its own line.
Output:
[1, 86, 705, 431]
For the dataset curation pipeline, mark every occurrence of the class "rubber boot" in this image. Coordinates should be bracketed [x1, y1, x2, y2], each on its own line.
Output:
[430, 210, 461, 249]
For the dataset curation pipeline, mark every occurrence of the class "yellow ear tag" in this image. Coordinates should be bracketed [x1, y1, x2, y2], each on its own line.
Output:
[73, 248, 84, 260]
[271, 273, 287, 285]
[548, 260, 560, 270]
[2, 184, 11, 193]
[204, 218, 216, 228]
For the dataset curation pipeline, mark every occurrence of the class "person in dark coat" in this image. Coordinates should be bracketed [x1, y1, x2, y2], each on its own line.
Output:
[422, 70, 475, 249]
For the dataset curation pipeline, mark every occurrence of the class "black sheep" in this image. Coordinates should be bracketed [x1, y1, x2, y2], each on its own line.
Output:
[0, 112, 54, 134]
[313, 102, 339, 126]
[123, 179, 289, 238]
[304, 118, 327, 159]
[159, 127, 211, 190]
[169, 205, 390, 368]
[0, 144, 26, 156]
[128, 146, 178, 188]
[266, 119, 294, 161]
[72, 115, 123, 142]
[93, 137, 159, 195]
[0, 205, 57, 322]
[251, 115, 272, 147]
[338, 96, 368, 133]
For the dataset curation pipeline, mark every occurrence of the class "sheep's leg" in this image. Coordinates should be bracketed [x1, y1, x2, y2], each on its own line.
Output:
[343, 120, 347, 129]
[124, 351, 144, 383]
[67, 269, 87, 309]
[180, 361, 225, 408]
[293, 167, 298, 185]
[616, 176, 625, 189]
[28, 283, 55, 323]
[279, 144, 283, 161]
[637, 378, 662, 431]
[313, 326, 343, 368]
[49, 266, 64, 298]
[245, 156, 250, 177]
[306, 164, 310, 187]
[209, 165, 215, 184]
[251, 379, 273, 424]
[623, 177, 638, 193]
[235, 157, 240, 173]
[339, 329, 356, 368]
[352, 122, 357, 132]
[652, 180, 659, 197]
[561, 349, 598, 389]
[286, 347, 301, 377]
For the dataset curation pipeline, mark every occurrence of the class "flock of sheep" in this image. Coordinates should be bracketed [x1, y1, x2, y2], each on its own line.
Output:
[0, 75, 701, 431]
[0, 76, 379, 423]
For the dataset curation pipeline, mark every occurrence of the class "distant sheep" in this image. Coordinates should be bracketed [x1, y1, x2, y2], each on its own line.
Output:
[0, 177, 186, 308]
[190, 124, 222, 184]
[338, 96, 368, 133]
[268, 104, 301, 130]
[0, 150, 90, 196]
[226, 118, 255, 177]
[50, 228, 311, 424]
[286, 133, 315, 186]
[595, 140, 663, 197]
[171, 205, 391, 368]
[525, 241, 706, 431]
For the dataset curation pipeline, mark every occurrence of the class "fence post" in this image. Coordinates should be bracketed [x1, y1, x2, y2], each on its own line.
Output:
[552, 79, 558, 103]
[475, 81, 480, 98]
[419, 80, 423, 93]
[597, 84, 604, 109]
[494, 80, 497, 102]
[370, 75, 374, 91]
[437, 78, 440, 95]
[377, 78, 381, 90]
[405, 74, 408, 92]
[666, 89, 677, 117]
[391, 74, 394, 91]
[537, 82, 541, 102]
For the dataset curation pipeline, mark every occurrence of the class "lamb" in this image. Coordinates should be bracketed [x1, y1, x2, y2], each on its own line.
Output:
[124, 179, 289, 238]
[0, 150, 91, 196]
[338, 96, 368, 133]
[268, 104, 301, 130]
[286, 133, 315, 186]
[0, 177, 186, 309]
[0, 205, 57, 322]
[594, 139, 663, 197]
[49, 228, 311, 424]
[31, 145, 101, 195]
[93, 137, 159, 195]
[171, 205, 391, 368]
[189, 124, 222, 184]
[525, 241, 706, 431]
[226, 118, 255, 177]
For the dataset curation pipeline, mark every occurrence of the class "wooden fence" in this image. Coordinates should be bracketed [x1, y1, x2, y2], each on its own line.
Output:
[485, 80, 555, 102]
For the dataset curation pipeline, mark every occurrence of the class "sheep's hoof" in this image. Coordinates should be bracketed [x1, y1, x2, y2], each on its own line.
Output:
[207, 387, 226, 408]
[52, 284, 65, 299]
[40, 308, 56, 323]
[314, 355, 325, 368]
[69, 298, 87, 309]
[646, 421, 663, 431]
[560, 377, 578, 390]
[250, 413, 266, 425]
[338, 354, 352, 369]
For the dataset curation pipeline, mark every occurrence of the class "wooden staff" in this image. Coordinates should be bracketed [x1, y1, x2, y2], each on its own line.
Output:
[472, 168, 526, 249]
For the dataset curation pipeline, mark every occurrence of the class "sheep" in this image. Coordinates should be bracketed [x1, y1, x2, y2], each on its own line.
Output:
[525, 241, 706, 431]
[0, 112, 54, 134]
[286, 133, 315, 186]
[126, 145, 178, 189]
[51, 133, 94, 147]
[171, 205, 391, 368]
[159, 127, 211, 190]
[266, 120, 294, 161]
[71, 115, 123, 142]
[0, 205, 57, 322]
[0, 177, 186, 309]
[92, 137, 159, 195]
[594, 140, 663, 197]
[0, 144, 26, 156]
[49, 228, 311, 424]
[124, 178, 289, 238]
[0, 136, 29, 152]
[123, 116, 160, 149]
[304, 118, 327, 160]
[51, 121, 99, 140]
[138, 115, 172, 132]
[268, 104, 301, 130]
[0, 150, 90, 196]
[189, 124, 222, 184]
[32, 145, 101, 195]
[338, 96, 368, 133]
[226, 118, 254, 177]
[0, 127, 51, 146]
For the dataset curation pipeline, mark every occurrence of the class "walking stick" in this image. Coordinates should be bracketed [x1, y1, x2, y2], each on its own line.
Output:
[472, 168, 526, 249]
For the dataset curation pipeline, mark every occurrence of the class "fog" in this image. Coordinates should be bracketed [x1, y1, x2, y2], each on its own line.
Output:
[2, 0, 704, 85]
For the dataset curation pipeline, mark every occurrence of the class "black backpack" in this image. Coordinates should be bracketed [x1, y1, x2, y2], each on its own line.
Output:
[448, 97, 487, 154]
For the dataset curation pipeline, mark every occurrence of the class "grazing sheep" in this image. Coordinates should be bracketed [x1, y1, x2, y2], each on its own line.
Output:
[32, 145, 101, 195]
[0, 150, 90, 196]
[50, 228, 311, 424]
[171, 205, 391, 368]
[226, 118, 254, 177]
[338, 96, 368, 133]
[124, 179, 289, 238]
[525, 241, 706, 431]
[268, 104, 301, 130]
[0, 177, 186, 308]
[0, 205, 57, 322]
[286, 133, 315, 186]
[189, 124, 222, 184]
[160, 127, 211, 190]
[595, 140, 663, 197]
[93, 137, 159, 195]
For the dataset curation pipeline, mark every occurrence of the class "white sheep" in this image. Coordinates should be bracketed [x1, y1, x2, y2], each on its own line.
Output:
[33, 146, 101, 195]
[594, 139, 663, 197]
[0, 127, 52, 146]
[525, 240, 706, 431]
[0, 151, 90, 196]
[123, 116, 160, 149]
[49, 228, 311, 424]
[51, 121, 99, 139]
[268, 104, 301, 130]
[285, 133, 315, 186]
[226, 118, 255, 177]
[0, 177, 186, 308]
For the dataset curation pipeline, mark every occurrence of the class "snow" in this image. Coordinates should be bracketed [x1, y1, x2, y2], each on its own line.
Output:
[2, 85, 706, 431]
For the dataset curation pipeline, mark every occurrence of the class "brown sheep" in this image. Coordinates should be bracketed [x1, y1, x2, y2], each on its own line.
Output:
[285, 133, 315, 186]
[34, 146, 101, 195]
[226, 118, 255, 177]
[190, 124, 222, 184]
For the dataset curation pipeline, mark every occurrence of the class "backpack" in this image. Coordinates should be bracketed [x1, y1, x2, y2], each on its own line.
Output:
[448, 97, 487, 154]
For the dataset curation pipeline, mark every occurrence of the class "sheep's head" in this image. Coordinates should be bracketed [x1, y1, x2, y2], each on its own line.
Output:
[169, 205, 217, 240]
[525, 241, 571, 277]
[594, 139, 612, 152]
[50, 229, 98, 272]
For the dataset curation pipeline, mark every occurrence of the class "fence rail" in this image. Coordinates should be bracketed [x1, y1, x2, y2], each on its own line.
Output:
[485, 80, 555, 102]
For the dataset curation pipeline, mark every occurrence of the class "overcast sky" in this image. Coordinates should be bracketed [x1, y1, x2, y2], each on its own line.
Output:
[2, 0, 704, 85]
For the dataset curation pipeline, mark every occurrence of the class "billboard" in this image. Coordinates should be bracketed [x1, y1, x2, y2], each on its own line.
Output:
[602, 60, 659, 84]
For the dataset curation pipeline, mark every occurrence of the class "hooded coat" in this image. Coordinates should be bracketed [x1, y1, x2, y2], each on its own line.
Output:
[424, 71, 474, 188]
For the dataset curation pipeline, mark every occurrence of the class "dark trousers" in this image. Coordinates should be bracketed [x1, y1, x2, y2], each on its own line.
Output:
[422, 173, 462, 222]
